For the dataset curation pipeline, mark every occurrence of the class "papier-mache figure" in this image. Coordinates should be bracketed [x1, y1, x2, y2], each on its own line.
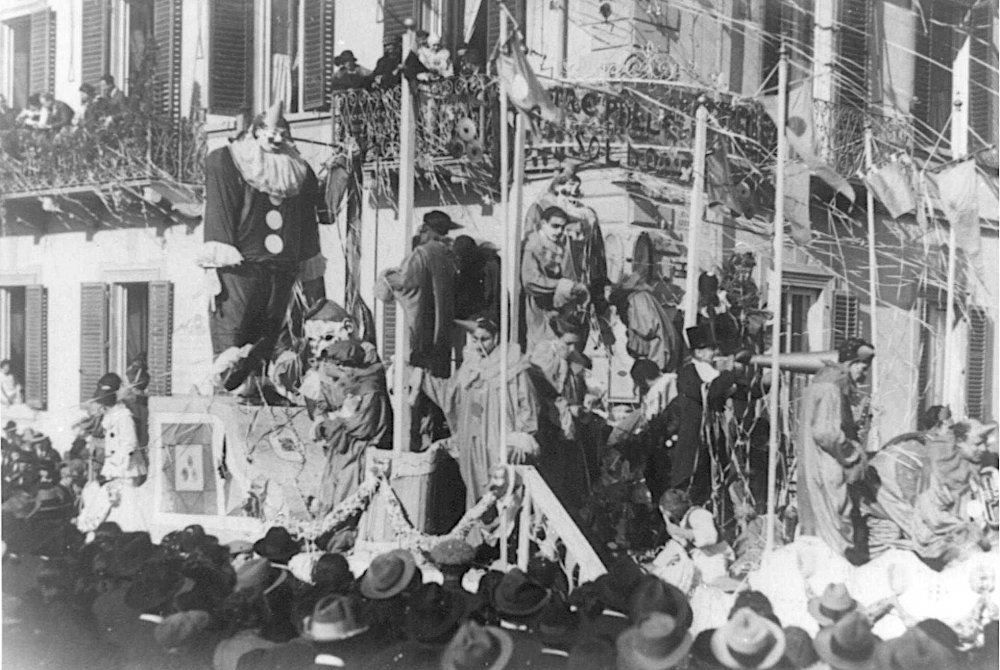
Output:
[198, 101, 328, 393]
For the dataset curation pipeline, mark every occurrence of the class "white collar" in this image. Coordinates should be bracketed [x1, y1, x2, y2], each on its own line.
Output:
[692, 359, 720, 383]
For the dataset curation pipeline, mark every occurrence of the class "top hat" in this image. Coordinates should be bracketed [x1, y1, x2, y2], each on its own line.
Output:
[302, 593, 369, 642]
[492, 568, 552, 619]
[808, 583, 859, 627]
[617, 612, 694, 670]
[422, 210, 463, 235]
[814, 611, 881, 670]
[686, 322, 717, 351]
[359, 549, 418, 600]
[253, 527, 300, 564]
[711, 608, 787, 670]
[440, 621, 515, 670]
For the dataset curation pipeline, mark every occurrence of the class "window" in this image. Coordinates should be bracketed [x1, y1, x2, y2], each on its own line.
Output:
[780, 286, 820, 353]
[0, 285, 47, 409]
[966, 306, 993, 421]
[80, 281, 172, 401]
[836, 0, 870, 110]
[831, 291, 860, 349]
[209, 0, 254, 116]
[760, 0, 813, 94]
[2, 10, 55, 109]
[913, 5, 958, 141]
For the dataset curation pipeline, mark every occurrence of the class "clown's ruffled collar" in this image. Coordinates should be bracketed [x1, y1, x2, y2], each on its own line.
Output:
[229, 136, 310, 199]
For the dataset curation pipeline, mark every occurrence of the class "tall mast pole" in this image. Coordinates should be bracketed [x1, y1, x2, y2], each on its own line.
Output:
[863, 128, 880, 450]
[498, 6, 511, 468]
[682, 104, 708, 335]
[764, 43, 788, 554]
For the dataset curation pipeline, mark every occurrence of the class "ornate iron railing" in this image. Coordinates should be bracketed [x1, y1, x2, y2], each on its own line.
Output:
[0, 115, 205, 198]
[812, 101, 914, 177]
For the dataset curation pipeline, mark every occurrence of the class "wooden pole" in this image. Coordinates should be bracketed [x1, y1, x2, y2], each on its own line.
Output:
[511, 111, 526, 349]
[863, 128, 880, 450]
[393, 23, 416, 455]
[764, 44, 788, 555]
[498, 8, 511, 473]
[682, 105, 709, 335]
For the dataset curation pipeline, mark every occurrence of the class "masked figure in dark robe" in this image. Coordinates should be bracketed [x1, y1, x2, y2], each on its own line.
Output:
[610, 272, 681, 373]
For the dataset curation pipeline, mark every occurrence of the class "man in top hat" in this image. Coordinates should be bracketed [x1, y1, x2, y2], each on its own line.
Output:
[796, 337, 875, 559]
[331, 50, 373, 90]
[199, 100, 328, 394]
[372, 37, 404, 89]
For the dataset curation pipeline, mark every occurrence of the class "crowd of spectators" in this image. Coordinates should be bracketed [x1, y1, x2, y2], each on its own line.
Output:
[332, 33, 485, 92]
[0, 74, 129, 135]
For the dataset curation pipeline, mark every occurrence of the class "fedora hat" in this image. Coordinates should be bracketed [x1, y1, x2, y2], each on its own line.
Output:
[422, 210, 462, 235]
[711, 608, 786, 669]
[873, 621, 958, 670]
[536, 596, 579, 650]
[359, 549, 418, 600]
[253, 526, 300, 564]
[781, 626, 819, 669]
[441, 620, 514, 670]
[814, 611, 880, 670]
[334, 49, 357, 65]
[567, 637, 616, 670]
[808, 583, 859, 627]
[21, 428, 47, 445]
[594, 555, 645, 614]
[628, 575, 693, 632]
[405, 582, 471, 644]
[492, 568, 551, 619]
[617, 612, 694, 670]
[235, 556, 272, 593]
[311, 552, 353, 592]
[302, 594, 369, 642]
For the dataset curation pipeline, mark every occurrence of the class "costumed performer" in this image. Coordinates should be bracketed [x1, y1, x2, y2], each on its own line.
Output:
[93, 373, 148, 531]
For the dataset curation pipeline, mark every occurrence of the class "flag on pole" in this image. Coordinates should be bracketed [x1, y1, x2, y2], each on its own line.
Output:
[927, 159, 982, 263]
[865, 158, 917, 219]
[497, 31, 560, 124]
[705, 135, 743, 213]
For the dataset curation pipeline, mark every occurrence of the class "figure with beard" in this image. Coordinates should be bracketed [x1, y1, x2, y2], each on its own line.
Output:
[314, 341, 391, 512]
[199, 101, 328, 391]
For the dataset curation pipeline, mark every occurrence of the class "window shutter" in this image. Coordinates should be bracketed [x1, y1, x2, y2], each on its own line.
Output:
[302, 0, 335, 111]
[153, 0, 183, 118]
[24, 286, 47, 411]
[147, 281, 173, 396]
[836, 0, 870, 110]
[209, 0, 254, 116]
[832, 291, 859, 349]
[968, 7, 997, 151]
[383, 0, 417, 46]
[80, 283, 109, 403]
[81, 0, 110, 88]
[966, 306, 992, 421]
[29, 10, 56, 96]
[382, 300, 397, 361]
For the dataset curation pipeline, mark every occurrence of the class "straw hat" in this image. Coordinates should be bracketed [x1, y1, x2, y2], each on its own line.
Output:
[807, 583, 859, 627]
[813, 611, 881, 670]
[617, 612, 694, 670]
[710, 608, 786, 669]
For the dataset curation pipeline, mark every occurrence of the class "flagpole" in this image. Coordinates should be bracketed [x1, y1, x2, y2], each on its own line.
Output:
[764, 44, 788, 555]
[512, 110, 526, 342]
[682, 104, 708, 335]
[497, 11, 512, 567]
[393, 22, 416, 455]
[863, 127, 879, 450]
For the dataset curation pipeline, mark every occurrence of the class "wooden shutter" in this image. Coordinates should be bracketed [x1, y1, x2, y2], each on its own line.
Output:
[966, 306, 991, 421]
[832, 292, 859, 349]
[383, 0, 416, 46]
[302, 0, 335, 111]
[29, 10, 55, 96]
[80, 283, 109, 403]
[23, 286, 47, 411]
[209, 0, 254, 116]
[153, 0, 183, 118]
[382, 300, 397, 360]
[968, 6, 997, 152]
[81, 0, 110, 88]
[836, 0, 870, 110]
[147, 281, 173, 396]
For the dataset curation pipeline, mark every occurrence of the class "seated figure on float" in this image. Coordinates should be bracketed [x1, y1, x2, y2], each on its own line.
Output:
[864, 419, 998, 565]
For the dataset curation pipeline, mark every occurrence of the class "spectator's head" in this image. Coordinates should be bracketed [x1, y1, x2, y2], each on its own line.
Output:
[470, 317, 500, 356]
[250, 100, 291, 153]
[99, 74, 116, 94]
[383, 36, 402, 56]
[550, 314, 582, 347]
[416, 29, 429, 47]
[39, 92, 54, 109]
[539, 206, 569, 244]
[0, 359, 10, 374]
[686, 322, 719, 363]
[920, 405, 953, 434]
[91, 372, 122, 408]
[26, 93, 40, 109]
[658, 489, 691, 525]
[420, 210, 462, 241]
[428, 34, 442, 50]
[951, 419, 997, 464]
[335, 50, 360, 72]
[79, 83, 96, 104]
[319, 340, 365, 379]
[460, 47, 483, 74]
[552, 173, 583, 198]
[837, 337, 874, 383]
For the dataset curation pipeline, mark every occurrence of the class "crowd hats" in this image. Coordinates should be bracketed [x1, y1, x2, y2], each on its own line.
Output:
[235, 556, 272, 593]
[729, 591, 780, 627]
[359, 549, 418, 600]
[110, 531, 157, 578]
[813, 611, 880, 670]
[404, 582, 472, 645]
[873, 619, 960, 670]
[253, 526, 300, 564]
[711, 608, 787, 669]
[780, 626, 819, 669]
[686, 322, 718, 351]
[808, 583, 859, 627]
[422, 210, 463, 235]
[535, 596, 579, 650]
[440, 620, 515, 670]
[567, 637, 616, 670]
[492, 568, 552, 619]
[334, 50, 358, 65]
[154, 610, 212, 650]
[594, 556, 646, 614]
[628, 575, 694, 633]
[301, 594, 370, 642]
[617, 612, 694, 670]
[125, 560, 187, 613]
[311, 552, 354, 593]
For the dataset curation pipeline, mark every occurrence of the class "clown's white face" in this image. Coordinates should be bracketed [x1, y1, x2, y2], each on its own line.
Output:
[304, 320, 354, 359]
[255, 123, 288, 153]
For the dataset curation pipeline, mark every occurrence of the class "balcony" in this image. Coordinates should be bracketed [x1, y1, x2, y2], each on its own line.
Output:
[0, 114, 205, 201]
[812, 100, 914, 178]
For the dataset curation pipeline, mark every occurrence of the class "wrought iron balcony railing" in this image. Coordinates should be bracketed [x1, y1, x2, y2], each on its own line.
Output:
[0, 114, 205, 199]
[812, 100, 914, 178]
